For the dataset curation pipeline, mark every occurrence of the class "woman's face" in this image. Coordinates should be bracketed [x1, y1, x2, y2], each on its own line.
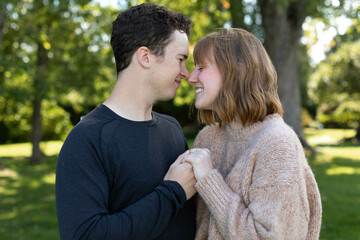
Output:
[188, 58, 222, 110]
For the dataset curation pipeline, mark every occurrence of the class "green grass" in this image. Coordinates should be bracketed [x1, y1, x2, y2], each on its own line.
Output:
[0, 156, 59, 239]
[0, 141, 63, 158]
[304, 129, 360, 239]
[0, 141, 63, 239]
[0, 130, 359, 239]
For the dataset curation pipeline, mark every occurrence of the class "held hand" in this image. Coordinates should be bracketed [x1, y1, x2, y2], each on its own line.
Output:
[184, 148, 213, 181]
[164, 150, 197, 200]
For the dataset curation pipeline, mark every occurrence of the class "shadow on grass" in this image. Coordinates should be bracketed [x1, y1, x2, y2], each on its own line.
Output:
[315, 143, 360, 148]
[0, 155, 60, 240]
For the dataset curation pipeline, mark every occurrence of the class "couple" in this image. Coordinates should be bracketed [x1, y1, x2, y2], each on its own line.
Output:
[56, 3, 322, 240]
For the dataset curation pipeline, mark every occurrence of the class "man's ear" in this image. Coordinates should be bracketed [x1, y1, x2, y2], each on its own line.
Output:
[137, 46, 152, 69]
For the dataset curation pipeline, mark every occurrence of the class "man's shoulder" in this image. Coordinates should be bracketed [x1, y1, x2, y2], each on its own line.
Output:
[65, 105, 119, 142]
[153, 112, 182, 129]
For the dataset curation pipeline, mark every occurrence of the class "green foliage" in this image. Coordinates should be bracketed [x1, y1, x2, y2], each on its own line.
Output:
[0, 1, 118, 143]
[138, 0, 231, 42]
[41, 100, 72, 141]
[317, 100, 360, 129]
[1, 0, 358, 143]
[331, 18, 360, 54]
[1, 0, 233, 143]
[310, 40, 360, 129]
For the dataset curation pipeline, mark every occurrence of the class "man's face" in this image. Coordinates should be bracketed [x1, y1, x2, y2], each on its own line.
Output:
[150, 30, 190, 101]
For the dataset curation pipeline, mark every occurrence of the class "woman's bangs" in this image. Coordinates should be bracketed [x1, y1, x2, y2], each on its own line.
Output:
[193, 37, 214, 65]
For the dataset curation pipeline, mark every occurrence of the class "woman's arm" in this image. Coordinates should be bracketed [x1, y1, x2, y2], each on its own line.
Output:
[191, 138, 318, 239]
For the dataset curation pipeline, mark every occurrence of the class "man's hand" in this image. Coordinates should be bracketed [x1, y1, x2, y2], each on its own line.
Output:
[183, 148, 213, 181]
[164, 150, 196, 200]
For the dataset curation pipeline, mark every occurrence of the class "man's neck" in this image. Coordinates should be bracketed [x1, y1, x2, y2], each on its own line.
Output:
[104, 72, 154, 121]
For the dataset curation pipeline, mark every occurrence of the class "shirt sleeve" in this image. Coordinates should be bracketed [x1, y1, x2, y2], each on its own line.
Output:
[56, 131, 186, 240]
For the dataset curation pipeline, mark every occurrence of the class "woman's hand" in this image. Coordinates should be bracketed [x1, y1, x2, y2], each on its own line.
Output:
[164, 150, 197, 200]
[183, 148, 213, 181]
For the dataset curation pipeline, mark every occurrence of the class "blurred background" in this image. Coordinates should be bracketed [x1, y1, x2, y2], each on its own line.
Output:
[0, 0, 359, 239]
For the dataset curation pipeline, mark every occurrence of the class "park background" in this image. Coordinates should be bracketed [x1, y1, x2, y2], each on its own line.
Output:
[0, 0, 359, 239]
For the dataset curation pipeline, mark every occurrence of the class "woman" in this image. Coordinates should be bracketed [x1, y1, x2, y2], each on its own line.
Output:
[184, 28, 322, 239]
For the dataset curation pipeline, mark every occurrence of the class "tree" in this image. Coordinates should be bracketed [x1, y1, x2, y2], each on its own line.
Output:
[229, 0, 357, 149]
[310, 40, 360, 140]
[229, 0, 307, 147]
[1, 1, 115, 163]
[0, 1, 5, 47]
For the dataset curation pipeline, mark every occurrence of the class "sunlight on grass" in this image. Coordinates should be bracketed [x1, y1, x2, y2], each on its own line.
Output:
[42, 173, 56, 185]
[40, 141, 64, 156]
[28, 180, 41, 189]
[0, 141, 63, 157]
[305, 128, 356, 146]
[0, 186, 18, 195]
[326, 167, 360, 175]
[318, 147, 360, 161]
[0, 143, 32, 157]
[0, 168, 18, 178]
[0, 210, 18, 220]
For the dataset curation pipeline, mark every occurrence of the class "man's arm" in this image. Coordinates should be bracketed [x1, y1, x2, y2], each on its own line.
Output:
[56, 132, 195, 240]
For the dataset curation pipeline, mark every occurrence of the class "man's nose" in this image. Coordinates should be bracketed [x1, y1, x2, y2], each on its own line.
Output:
[187, 71, 197, 85]
[181, 67, 190, 79]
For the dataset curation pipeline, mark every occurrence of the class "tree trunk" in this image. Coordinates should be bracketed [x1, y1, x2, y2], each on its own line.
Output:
[230, 0, 245, 29]
[355, 119, 360, 141]
[258, 0, 312, 150]
[0, 0, 6, 87]
[0, 0, 5, 48]
[30, 94, 42, 164]
[30, 36, 47, 164]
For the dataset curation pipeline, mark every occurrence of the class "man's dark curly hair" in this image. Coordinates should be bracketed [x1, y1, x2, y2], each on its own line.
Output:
[111, 3, 192, 74]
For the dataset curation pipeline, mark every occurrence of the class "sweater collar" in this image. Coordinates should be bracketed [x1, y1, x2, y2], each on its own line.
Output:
[224, 114, 281, 141]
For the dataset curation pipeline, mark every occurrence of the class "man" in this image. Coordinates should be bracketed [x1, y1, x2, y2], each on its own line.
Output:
[56, 3, 196, 239]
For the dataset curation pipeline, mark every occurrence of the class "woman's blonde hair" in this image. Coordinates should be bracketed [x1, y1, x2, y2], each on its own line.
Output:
[193, 28, 283, 127]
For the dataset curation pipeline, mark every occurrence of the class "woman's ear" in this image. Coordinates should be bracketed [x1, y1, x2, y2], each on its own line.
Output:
[136, 46, 151, 68]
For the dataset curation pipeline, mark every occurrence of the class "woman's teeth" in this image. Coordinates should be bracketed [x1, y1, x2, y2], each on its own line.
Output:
[196, 88, 204, 94]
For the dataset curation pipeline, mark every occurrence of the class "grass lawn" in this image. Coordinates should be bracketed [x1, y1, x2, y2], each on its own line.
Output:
[304, 129, 360, 239]
[0, 129, 359, 239]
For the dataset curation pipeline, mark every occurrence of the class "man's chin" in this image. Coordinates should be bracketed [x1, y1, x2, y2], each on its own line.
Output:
[157, 94, 176, 102]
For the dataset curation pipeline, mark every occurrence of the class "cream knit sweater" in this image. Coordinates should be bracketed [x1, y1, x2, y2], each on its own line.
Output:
[192, 114, 322, 240]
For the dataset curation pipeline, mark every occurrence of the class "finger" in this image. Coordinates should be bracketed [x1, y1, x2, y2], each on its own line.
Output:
[189, 148, 200, 153]
[173, 150, 190, 165]
[182, 162, 193, 168]
[183, 157, 196, 165]
[202, 148, 211, 153]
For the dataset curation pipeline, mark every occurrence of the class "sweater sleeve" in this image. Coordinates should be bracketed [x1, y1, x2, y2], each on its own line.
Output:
[56, 132, 186, 240]
[195, 137, 316, 239]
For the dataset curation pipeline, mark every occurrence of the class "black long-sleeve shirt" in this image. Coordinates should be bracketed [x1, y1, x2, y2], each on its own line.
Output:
[56, 104, 196, 240]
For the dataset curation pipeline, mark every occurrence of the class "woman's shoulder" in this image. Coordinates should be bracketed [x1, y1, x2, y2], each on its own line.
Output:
[260, 114, 299, 143]
[251, 114, 303, 158]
